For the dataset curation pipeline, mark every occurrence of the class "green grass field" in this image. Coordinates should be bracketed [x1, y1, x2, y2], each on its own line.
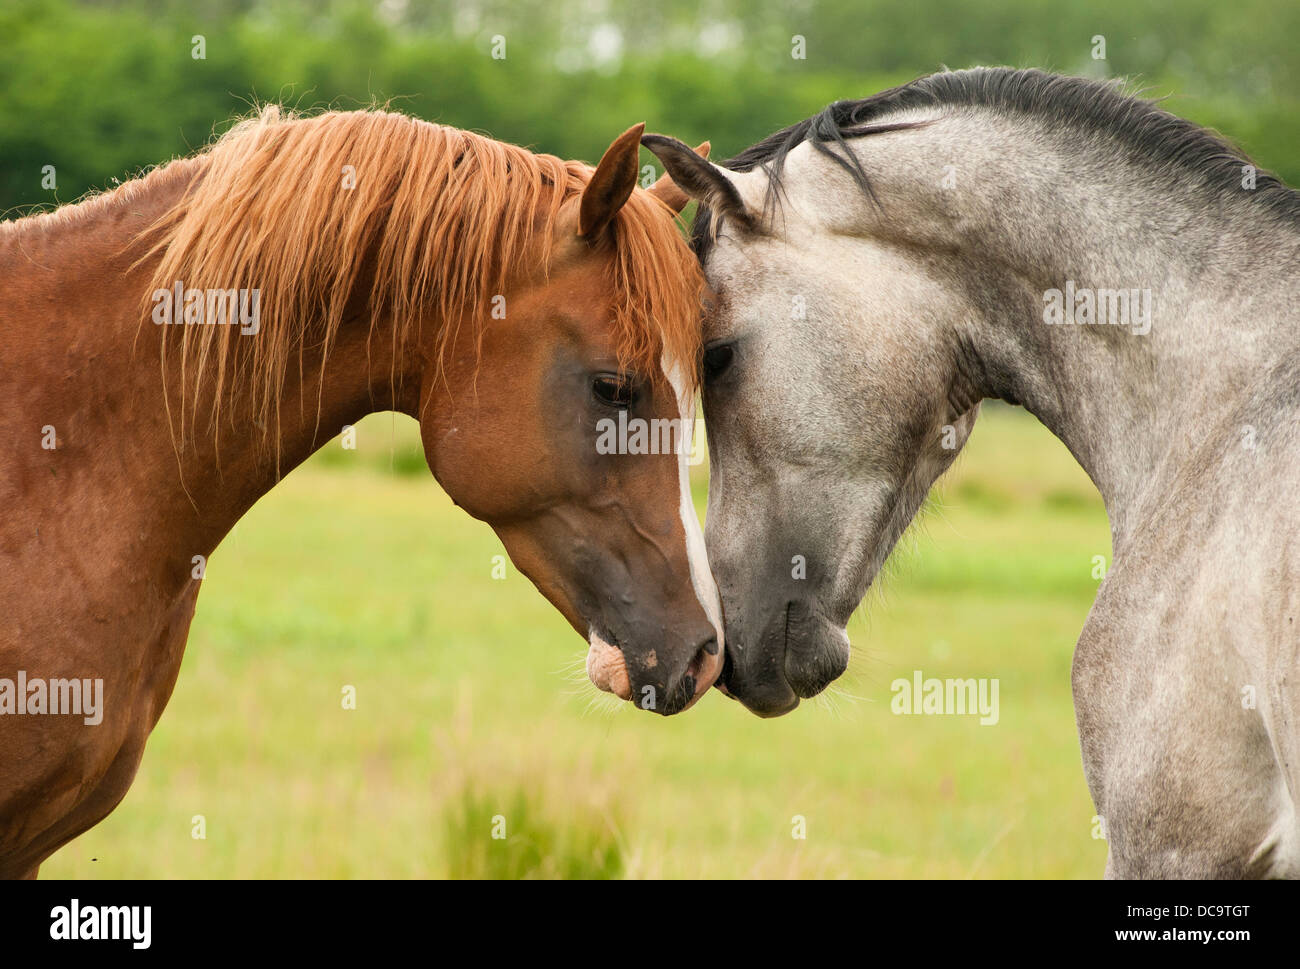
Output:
[44, 405, 1112, 878]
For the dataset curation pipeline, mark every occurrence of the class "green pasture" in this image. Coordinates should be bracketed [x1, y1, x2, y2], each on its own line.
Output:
[44, 405, 1112, 878]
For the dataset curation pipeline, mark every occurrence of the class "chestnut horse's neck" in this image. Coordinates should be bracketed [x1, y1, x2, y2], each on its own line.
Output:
[2, 165, 420, 589]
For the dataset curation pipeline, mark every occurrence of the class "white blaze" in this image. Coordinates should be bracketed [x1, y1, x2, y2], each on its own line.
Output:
[662, 355, 726, 648]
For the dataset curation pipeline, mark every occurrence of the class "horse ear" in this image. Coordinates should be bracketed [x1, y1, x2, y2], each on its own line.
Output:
[641, 134, 754, 229]
[647, 141, 711, 214]
[579, 123, 645, 239]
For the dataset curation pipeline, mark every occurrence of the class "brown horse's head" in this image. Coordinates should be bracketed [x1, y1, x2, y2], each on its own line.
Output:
[414, 126, 723, 715]
[143, 111, 721, 714]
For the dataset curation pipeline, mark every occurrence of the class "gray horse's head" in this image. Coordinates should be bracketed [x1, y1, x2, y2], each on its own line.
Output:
[644, 127, 980, 716]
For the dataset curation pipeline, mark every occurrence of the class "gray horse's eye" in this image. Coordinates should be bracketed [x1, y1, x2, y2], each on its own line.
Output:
[702, 343, 734, 382]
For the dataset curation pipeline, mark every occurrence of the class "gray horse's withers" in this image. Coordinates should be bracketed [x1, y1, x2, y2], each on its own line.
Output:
[646, 67, 1300, 877]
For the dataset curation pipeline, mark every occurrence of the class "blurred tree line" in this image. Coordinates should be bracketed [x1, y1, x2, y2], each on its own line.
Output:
[2, 0, 1297, 215]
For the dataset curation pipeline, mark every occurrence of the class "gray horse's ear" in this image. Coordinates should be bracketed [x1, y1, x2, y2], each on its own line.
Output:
[641, 134, 754, 229]
[646, 140, 710, 214]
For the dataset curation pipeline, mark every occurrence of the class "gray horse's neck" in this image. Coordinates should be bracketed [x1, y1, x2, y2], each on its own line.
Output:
[852, 112, 1300, 545]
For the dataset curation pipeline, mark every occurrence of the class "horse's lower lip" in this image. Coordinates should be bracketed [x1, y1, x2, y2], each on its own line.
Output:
[588, 635, 724, 712]
[586, 634, 631, 700]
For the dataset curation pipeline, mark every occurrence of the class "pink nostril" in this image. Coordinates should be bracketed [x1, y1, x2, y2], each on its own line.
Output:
[686, 638, 724, 695]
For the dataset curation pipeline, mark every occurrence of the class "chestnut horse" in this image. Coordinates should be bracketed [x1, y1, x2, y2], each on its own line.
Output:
[0, 109, 722, 878]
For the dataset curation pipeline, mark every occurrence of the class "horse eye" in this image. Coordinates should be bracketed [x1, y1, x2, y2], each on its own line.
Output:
[592, 374, 635, 409]
[702, 343, 734, 382]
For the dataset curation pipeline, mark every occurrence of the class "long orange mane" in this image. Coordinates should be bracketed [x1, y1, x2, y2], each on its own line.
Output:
[136, 106, 703, 451]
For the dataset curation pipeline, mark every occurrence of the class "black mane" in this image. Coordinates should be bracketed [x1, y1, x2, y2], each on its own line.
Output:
[693, 67, 1300, 258]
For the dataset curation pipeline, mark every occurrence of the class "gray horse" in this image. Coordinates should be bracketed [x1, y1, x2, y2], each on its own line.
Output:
[645, 67, 1300, 878]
